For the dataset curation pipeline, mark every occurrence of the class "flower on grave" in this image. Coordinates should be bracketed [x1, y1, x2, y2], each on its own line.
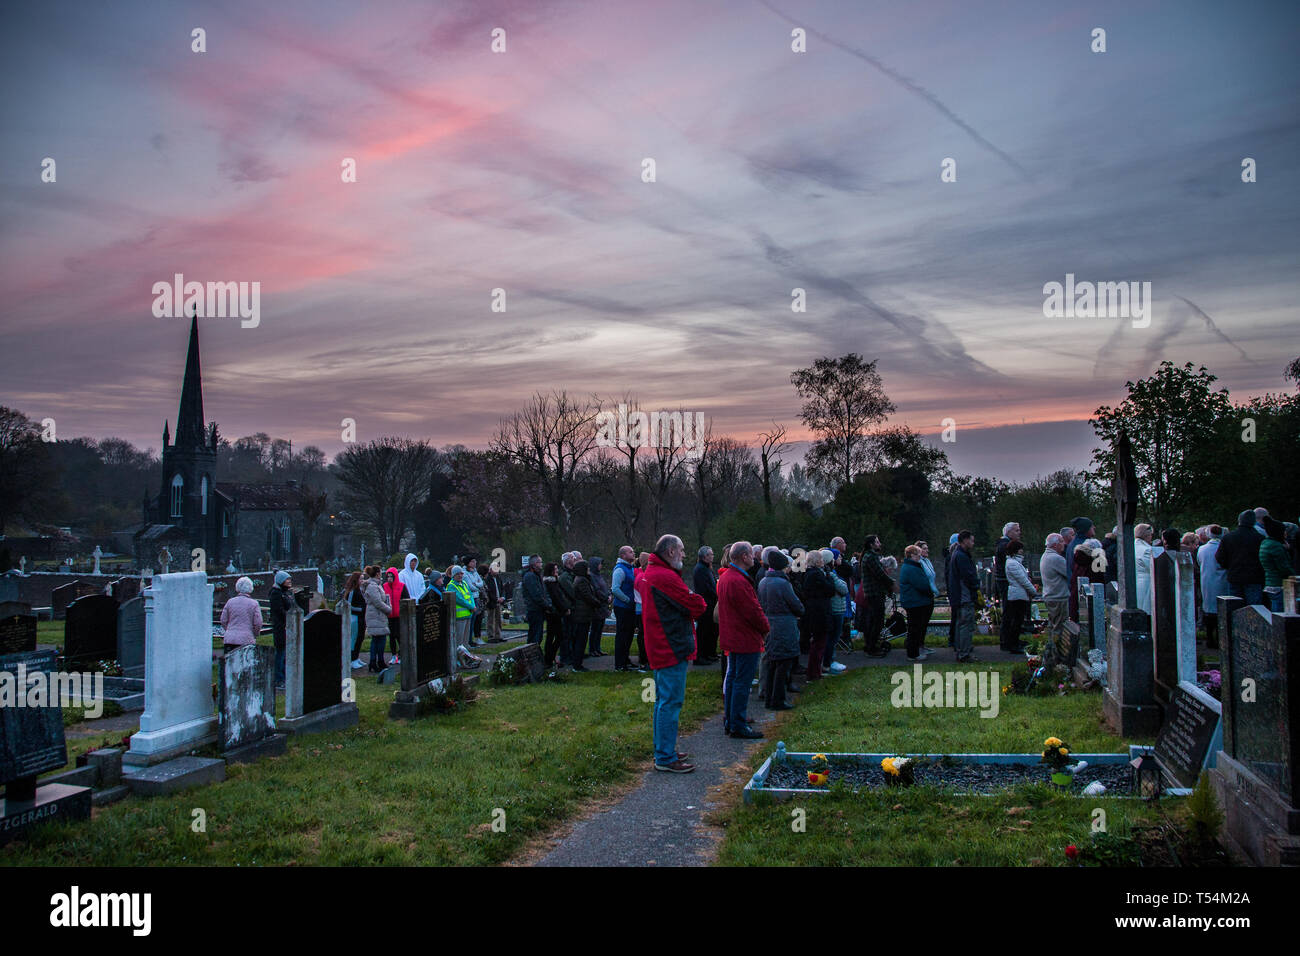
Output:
[1064, 844, 1078, 861]
[881, 756, 915, 786]
[1041, 736, 1075, 771]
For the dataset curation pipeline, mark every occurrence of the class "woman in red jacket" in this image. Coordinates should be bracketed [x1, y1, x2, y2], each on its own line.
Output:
[717, 541, 769, 739]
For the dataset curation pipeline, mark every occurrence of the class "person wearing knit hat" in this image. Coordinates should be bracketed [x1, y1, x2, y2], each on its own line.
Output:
[757, 547, 801, 709]
[268, 570, 295, 686]
[448, 566, 475, 649]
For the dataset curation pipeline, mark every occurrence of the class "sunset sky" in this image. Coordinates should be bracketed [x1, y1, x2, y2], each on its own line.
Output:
[1, 0, 1296, 482]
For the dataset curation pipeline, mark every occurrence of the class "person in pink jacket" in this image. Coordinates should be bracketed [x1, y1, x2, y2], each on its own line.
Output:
[220, 576, 263, 654]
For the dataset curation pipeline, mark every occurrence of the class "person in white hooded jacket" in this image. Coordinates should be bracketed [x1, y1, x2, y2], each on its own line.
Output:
[1133, 524, 1154, 615]
[463, 556, 486, 643]
[398, 553, 426, 603]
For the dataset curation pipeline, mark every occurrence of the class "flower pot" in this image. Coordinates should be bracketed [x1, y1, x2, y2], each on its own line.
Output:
[1051, 771, 1073, 787]
[807, 771, 829, 787]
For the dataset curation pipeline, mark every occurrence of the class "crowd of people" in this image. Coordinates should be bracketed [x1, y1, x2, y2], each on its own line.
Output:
[219, 503, 1298, 771]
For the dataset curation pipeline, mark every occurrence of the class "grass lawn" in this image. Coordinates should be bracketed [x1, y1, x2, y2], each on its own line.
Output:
[5, 664, 724, 866]
[713, 663, 1171, 866]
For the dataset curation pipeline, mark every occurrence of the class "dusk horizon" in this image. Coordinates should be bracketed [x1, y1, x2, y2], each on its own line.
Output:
[4, 0, 1297, 486]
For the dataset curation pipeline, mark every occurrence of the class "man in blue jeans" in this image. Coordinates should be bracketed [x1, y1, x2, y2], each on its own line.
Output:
[637, 535, 707, 773]
[519, 554, 552, 644]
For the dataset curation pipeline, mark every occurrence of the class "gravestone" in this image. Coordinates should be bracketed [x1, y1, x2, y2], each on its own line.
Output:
[281, 606, 358, 734]
[0, 649, 92, 844]
[1077, 578, 1106, 654]
[218, 644, 283, 762]
[123, 571, 219, 767]
[1102, 431, 1159, 736]
[1151, 551, 1178, 703]
[117, 596, 146, 678]
[498, 642, 546, 684]
[51, 581, 98, 621]
[111, 577, 141, 603]
[390, 590, 457, 719]
[1209, 597, 1300, 866]
[63, 594, 119, 665]
[0, 578, 17, 603]
[92, 546, 102, 576]
[1153, 681, 1223, 790]
[0, 602, 37, 655]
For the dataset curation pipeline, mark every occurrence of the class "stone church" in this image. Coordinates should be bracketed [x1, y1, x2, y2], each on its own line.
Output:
[134, 316, 316, 571]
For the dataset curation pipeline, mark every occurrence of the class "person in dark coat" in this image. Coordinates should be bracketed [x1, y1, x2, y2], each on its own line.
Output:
[856, 535, 894, 656]
[693, 547, 719, 665]
[567, 560, 601, 671]
[801, 550, 834, 679]
[268, 570, 294, 686]
[519, 554, 552, 645]
[947, 532, 981, 662]
[542, 562, 572, 667]
[586, 556, 611, 657]
[1216, 509, 1265, 607]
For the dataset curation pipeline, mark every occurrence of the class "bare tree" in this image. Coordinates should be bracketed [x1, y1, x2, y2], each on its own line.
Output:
[0, 407, 53, 533]
[692, 429, 752, 541]
[490, 391, 603, 532]
[333, 437, 440, 554]
[757, 421, 791, 514]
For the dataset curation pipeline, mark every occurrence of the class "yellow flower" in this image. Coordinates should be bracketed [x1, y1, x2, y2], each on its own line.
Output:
[1044, 737, 1062, 747]
[1059, 747, 1069, 756]
[881, 757, 899, 776]
[813, 754, 827, 762]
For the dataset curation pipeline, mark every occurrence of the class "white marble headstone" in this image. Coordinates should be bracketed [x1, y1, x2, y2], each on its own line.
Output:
[1173, 552, 1197, 684]
[126, 570, 217, 763]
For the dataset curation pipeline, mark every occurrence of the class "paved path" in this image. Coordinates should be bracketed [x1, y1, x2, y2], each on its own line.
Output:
[530, 633, 1033, 867]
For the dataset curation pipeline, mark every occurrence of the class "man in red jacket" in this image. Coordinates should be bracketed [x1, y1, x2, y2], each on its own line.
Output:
[717, 541, 769, 739]
[637, 534, 708, 773]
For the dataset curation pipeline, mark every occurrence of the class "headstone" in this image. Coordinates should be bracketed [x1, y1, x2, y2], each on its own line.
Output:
[281, 606, 357, 734]
[390, 590, 459, 718]
[498, 642, 546, 684]
[1113, 432, 1140, 610]
[0, 602, 37, 655]
[63, 594, 119, 665]
[50, 581, 84, 621]
[1153, 681, 1223, 790]
[92, 546, 102, 576]
[1209, 597, 1300, 866]
[400, 590, 451, 693]
[1173, 552, 1197, 684]
[0, 648, 92, 844]
[218, 644, 276, 750]
[1077, 578, 1106, 655]
[1151, 551, 1178, 703]
[123, 571, 219, 766]
[111, 577, 141, 603]
[117, 596, 146, 678]
[1102, 431, 1158, 736]
[0, 578, 17, 603]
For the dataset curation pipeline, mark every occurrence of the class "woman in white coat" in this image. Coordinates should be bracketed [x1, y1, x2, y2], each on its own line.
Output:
[1133, 524, 1155, 615]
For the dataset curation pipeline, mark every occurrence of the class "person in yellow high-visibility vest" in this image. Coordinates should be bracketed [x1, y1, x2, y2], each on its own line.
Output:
[448, 566, 476, 649]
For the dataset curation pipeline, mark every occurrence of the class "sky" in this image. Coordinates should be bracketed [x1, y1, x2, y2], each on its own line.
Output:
[1, 0, 1296, 483]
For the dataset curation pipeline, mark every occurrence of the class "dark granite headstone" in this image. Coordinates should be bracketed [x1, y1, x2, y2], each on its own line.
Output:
[0, 578, 17, 603]
[51, 581, 101, 621]
[498, 642, 546, 684]
[1151, 551, 1178, 703]
[1154, 682, 1223, 789]
[1103, 604, 1160, 736]
[400, 591, 450, 693]
[1, 649, 68, 787]
[110, 577, 141, 603]
[0, 602, 37, 655]
[116, 596, 146, 677]
[1218, 598, 1297, 805]
[63, 594, 118, 664]
[302, 609, 343, 714]
[219, 644, 276, 749]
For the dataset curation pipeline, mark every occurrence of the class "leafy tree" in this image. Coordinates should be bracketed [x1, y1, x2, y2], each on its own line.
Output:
[790, 354, 895, 493]
[1089, 362, 1232, 527]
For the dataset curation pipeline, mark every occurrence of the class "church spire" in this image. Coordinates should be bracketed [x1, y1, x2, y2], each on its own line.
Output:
[174, 308, 205, 449]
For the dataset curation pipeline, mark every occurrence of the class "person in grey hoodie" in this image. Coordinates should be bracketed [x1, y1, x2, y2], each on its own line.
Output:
[1039, 533, 1071, 658]
[758, 549, 804, 710]
[463, 556, 485, 642]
